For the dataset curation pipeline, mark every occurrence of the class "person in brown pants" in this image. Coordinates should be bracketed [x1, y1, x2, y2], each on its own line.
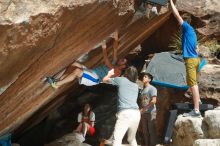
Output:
[139, 72, 158, 146]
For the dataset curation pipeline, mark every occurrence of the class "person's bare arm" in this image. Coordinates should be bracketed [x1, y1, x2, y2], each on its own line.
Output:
[102, 41, 114, 69]
[140, 96, 157, 114]
[196, 45, 200, 54]
[103, 69, 114, 83]
[170, 0, 184, 25]
[112, 31, 119, 62]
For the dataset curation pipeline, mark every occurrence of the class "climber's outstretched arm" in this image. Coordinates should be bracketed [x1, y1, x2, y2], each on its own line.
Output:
[112, 31, 119, 62]
[102, 40, 114, 69]
[170, 0, 183, 25]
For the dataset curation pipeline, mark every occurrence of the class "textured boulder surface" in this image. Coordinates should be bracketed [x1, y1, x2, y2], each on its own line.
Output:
[45, 132, 90, 146]
[204, 109, 220, 138]
[194, 139, 220, 146]
[171, 108, 220, 146]
[0, 0, 136, 24]
[171, 115, 205, 146]
[199, 64, 220, 105]
[0, 0, 172, 138]
[176, 0, 220, 38]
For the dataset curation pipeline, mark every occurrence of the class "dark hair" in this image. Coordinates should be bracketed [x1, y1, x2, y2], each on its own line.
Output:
[124, 66, 138, 83]
[82, 103, 92, 115]
[84, 103, 92, 109]
[141, 72, 153, 82]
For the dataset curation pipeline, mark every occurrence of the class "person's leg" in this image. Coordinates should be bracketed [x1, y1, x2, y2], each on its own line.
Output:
[54, 69, 67, 80]
[82, 122, 90, 137]
[75, 123, 83, 133]
[190, 85, 200, 110]
[148, 112, 157, 146]
[141, 113, 150, 146]
[112, 111, 130, 146]
[57, 62, 84, 80]
[184, 58, 201, 117]
[188, 58, 200, 110]
[127, 110, 141, 146]
[55, 68, 83, 87]
[47, 62, 84, 88]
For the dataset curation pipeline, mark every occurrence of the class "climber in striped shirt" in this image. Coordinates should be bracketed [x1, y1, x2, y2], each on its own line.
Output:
[46, 31, 127, 88]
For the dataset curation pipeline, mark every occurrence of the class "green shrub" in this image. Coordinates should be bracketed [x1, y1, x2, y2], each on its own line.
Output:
[169, 29, 205, 53]
[203, 40, 220, 56]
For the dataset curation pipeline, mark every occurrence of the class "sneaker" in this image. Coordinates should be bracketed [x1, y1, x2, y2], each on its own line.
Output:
[46, 77, 58, 89]
[183, 109, 201, 117]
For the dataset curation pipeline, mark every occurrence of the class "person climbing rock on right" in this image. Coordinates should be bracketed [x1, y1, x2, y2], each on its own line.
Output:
[170, 0, 201, 117]
[46, 31, 127, 88]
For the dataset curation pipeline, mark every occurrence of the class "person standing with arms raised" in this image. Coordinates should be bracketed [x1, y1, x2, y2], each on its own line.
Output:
[170, 0, 201, 117]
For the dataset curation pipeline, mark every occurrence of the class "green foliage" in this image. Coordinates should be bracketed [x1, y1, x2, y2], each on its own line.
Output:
[203, 40, 220, 56]
[169, 29, 182, 52]
[169, 29, 206, 53]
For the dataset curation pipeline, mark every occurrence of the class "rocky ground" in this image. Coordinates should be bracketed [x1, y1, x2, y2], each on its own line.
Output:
[176, 0, 220, 38]
[171, 107, 220, 146]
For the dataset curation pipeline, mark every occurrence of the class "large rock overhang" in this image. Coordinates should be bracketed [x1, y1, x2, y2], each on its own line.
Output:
[0, 1, 172, 136]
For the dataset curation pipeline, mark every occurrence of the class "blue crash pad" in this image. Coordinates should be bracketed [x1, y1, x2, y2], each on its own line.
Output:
[142, 52, 206, 90]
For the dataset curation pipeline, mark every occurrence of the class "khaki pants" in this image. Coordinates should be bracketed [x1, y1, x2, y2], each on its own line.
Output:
[140, 112, 157, 146]
[185, 58, 200, 87]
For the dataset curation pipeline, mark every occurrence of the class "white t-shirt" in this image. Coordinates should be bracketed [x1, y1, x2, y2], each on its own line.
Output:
[77, 111, 95, 123]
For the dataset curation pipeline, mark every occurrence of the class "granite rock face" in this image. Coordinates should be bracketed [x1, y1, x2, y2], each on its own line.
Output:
[171, 108, 220, 146]
[0, 0, 136, 24]
[199, 64, 220, 105]
[204, 109, 220, 138]
[44, 132, 91, 146]
[194, 139, 220, 146]
[176, 0, 220, 38]
[0, 0, 171, 136]
[171, 115, 205, 146]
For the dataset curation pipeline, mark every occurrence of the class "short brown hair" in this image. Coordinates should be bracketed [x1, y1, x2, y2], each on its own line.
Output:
[124, 66, 138, 83]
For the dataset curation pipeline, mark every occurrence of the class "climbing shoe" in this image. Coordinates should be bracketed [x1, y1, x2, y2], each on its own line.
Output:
[46, 77, 58, 89]
[183, 109, 201, 118]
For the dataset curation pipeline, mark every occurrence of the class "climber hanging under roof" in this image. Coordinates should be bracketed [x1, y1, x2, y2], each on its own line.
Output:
[46, 31, 128, 88]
